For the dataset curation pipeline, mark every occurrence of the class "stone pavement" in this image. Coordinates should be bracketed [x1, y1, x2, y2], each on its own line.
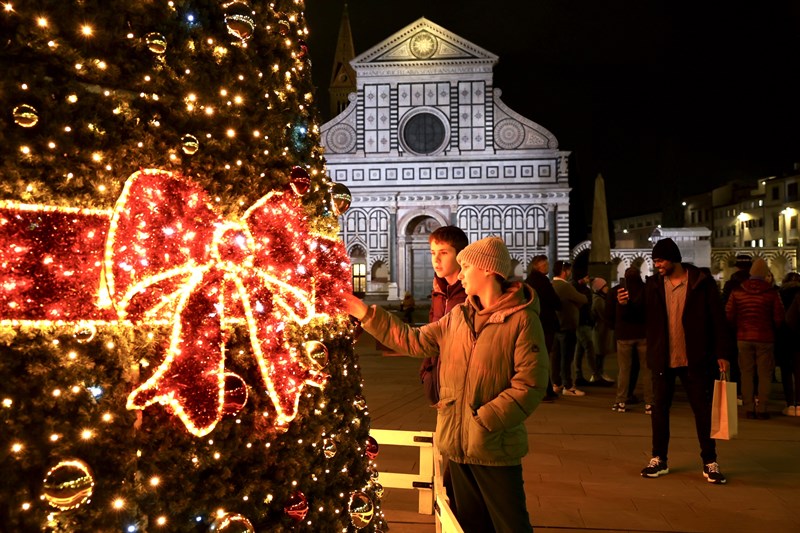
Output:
[355, 312, 800, 533]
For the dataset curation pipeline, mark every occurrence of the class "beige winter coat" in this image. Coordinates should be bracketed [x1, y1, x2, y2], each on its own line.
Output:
[361, 282, 549, 466]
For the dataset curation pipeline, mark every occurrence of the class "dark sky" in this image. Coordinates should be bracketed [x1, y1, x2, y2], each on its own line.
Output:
[304, 1, 800, 237]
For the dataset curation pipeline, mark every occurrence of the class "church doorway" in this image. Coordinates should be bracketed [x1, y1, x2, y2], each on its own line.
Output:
[405, 216, 442, 300]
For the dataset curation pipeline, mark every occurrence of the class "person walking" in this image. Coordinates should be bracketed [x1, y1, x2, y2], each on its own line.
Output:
[725, 258, 784, 419]
[344, 236, 548, 532]
[618, 238, 730, 484]
[525, 255, 562, 402]
[552, 260, 588, 396]
[607, 267, 653, 413]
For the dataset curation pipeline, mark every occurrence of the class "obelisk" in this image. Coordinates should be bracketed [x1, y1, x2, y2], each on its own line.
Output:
[589, 173, 611, 263]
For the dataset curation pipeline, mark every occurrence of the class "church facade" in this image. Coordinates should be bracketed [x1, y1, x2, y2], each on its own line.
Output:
[320, 18, 571, 299]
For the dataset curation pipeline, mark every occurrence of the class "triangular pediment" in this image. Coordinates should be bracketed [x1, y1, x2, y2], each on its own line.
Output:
[352, 17, 498, 67]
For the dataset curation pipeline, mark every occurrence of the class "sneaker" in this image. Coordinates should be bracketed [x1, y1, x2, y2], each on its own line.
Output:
[590, 375, 615, 387]
[645, 404, 653, 415]
[703, 462, 727, 484]
[641, 457, 669, 478]
[600, 373, 616, 383]
[552, 384, 563, 395]
[782, 405, 798, 416]
[612, 402, 626, 412]
[562, 387, 586, 396]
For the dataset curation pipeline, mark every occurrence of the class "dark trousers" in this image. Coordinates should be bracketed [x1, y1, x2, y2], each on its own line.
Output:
[552, 330, 577, 389]
[651, 366, 716, 464]
[449, 461, 533, 533]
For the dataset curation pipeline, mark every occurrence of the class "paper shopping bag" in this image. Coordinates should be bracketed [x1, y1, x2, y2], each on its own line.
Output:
[711, 374, 738, 440]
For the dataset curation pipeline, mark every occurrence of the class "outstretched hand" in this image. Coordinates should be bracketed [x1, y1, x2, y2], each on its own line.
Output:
[342, 292, 368, 320]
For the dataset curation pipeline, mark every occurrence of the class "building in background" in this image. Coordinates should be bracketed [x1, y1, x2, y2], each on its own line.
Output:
[613, 212, 662, 249]
[682, 171, 799, 281]
[321, 16, 571, 298]
[610, 168, 800, 284]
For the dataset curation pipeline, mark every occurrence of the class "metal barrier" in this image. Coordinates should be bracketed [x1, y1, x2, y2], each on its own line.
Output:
[370, 428, 464, 533]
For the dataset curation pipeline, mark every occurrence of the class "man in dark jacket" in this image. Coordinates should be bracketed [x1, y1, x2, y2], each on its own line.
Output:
[607, 267, 652, 413]
[618, 238, 730, 484]
[525, 255, 562, 401]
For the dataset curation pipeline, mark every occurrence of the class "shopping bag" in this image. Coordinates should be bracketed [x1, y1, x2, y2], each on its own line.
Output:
[711, 372, 738, 440]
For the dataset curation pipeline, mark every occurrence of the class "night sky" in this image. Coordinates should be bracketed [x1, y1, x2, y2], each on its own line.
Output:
[304, 1, 800, 241]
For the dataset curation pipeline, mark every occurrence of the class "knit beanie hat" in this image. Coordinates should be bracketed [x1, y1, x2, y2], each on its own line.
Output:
[456, 236, 512, 280]
[590, 278, 607, 293]
[749, 258, 769, 279]
[652, 238, 682, 263]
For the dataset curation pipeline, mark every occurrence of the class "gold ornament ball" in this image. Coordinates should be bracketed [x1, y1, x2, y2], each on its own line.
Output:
[224, 2, 255, 42]
[302, 340, 329, 369]
[181, 134, 200, 155]
[13, 104, 39, 128]
[42, 459, 95, 511]
[322, 438, 337, 459]
[209, 513, 255, 532]
[348, 491, 374, 529]
[330, 183, 352, 215]
[145, 32, 167, 54]
[73, 323, 97, 343]
[370, 481, 385, 499]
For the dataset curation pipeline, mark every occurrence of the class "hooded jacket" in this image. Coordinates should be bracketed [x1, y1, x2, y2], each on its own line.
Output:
[726, 278, 784, 343]
[362, 282, 548, 466]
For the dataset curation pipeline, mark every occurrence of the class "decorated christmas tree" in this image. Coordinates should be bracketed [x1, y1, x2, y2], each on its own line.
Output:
[0, 1, 385, 531]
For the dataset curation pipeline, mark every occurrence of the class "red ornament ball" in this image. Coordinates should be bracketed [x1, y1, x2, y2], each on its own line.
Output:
[284, 490, 309, 522]
[222, 372, 249, 416]
[289, 166, 311, 196]
[366, 435, 379, 459]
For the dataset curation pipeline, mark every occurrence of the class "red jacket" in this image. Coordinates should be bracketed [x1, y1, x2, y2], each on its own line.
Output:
[726, 279, 785, 343]
[420, 276, 467, 404]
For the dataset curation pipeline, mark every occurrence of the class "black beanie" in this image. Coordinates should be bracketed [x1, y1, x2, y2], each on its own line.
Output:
[652, 238, 682, 263]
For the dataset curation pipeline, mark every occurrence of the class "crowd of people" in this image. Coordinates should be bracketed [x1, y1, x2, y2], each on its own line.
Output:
[344, 230, 800, 533]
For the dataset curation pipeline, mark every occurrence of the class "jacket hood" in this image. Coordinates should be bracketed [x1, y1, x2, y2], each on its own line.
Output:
[741, 278, 773, 293]
[432, 274, 456, 294]
[466, 281, 537, 323]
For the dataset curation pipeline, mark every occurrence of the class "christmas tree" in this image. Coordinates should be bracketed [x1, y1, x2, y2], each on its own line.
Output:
[0, 1, 385, 531]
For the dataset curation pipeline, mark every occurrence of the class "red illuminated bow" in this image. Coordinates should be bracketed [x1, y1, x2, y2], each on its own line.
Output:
[107, 170, 348, 436]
